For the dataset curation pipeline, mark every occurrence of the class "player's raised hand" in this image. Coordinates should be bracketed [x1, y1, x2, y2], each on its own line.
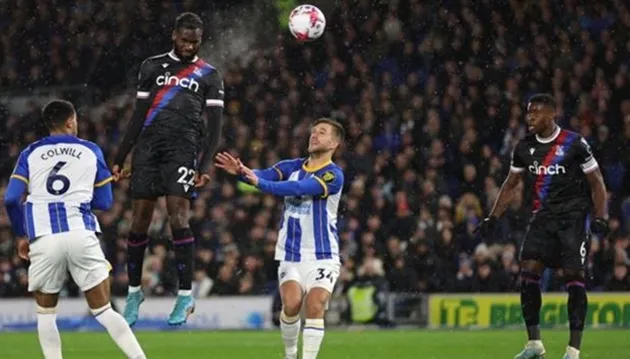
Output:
[16, 238, 29, 260]
[194, 173, 211, 188]
[215, 152, 241, 176]
[239, 165, 259, 186]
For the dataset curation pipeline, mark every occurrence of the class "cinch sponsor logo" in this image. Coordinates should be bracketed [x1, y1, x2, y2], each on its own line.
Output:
[528, 161, 566, 175]
[156, 72, 200, 92]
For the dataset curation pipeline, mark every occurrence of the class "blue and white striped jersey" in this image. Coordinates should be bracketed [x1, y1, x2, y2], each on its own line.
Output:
[8, 135, 113, 241]
[262, 158, 344, 263]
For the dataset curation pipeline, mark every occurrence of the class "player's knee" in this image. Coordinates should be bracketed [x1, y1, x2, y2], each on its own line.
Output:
[304, 289, 329, 318]
[563, 270, 586, 288]
[169, 210, 189, 229]
[131, 217, 152, 233]
[282, 301, 302, 317]
[520, 260, 545, 276]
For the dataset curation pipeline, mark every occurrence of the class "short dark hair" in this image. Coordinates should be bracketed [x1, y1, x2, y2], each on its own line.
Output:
[175, 12, 203, 32]
[41, 100, 75, 131]
[313, 118, 345, 144]
[528, 93, 557, 110]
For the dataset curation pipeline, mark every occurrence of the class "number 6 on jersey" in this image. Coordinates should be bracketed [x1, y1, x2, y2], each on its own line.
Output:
[47, 161, 70, 195]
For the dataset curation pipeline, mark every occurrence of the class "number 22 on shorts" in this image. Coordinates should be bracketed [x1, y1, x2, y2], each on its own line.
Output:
[176, 166, 195, 190]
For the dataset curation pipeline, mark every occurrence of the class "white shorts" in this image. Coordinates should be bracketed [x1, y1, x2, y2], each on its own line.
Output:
[278, 260, 340, 294]
[28, 230, 111, 294]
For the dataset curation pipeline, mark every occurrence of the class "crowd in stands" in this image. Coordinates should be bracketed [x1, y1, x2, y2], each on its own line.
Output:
[2, 0, 630, 299]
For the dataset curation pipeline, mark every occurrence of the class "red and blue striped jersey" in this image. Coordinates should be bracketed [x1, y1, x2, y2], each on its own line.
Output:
[136, 51, 223, 142]
[510, 127, 599, 216]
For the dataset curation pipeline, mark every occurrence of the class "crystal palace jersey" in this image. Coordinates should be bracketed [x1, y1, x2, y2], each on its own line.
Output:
[136, 50, 224, 142]
[10, 135, 113, 240]
[510, 127, 599, 216]
[273, 158, 344, 263]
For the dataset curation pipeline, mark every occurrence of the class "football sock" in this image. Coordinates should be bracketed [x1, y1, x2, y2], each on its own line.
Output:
[280, 311, 301, 359]
[92, 304, 146, 359]
[37, 306, 62, 359]
[302, 318, 325, 359]
[173, 228, 195, 292]
[127, 232, 149, 288]
[566, 280, 587, 350]
[520, 271, 542, 340]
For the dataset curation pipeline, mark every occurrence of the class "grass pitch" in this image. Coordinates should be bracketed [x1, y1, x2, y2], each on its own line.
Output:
[0, 329, 627, 358]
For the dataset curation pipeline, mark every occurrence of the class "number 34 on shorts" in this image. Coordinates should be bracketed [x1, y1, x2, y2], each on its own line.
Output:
[278, 260, 340, 293]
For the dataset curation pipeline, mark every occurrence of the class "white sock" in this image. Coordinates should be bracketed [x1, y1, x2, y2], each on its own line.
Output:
[178, 289, 192, 296]
[302, 318, 325, 359]
[128, 286, 141, 293]
[280, 311, 300, 359]
[37, 306, 62, 359]
[92, 304, 146, 359]
[566, 346, 580, 359]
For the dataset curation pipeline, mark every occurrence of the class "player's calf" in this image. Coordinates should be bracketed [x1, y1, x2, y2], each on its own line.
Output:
[34, 292, 62, 359]
[565, 272, 587, 355]
[280, 281, 303, 359]
[36, 305, 62, 359]
[302, 288, 331, 359]
[86, 279, 146, 359]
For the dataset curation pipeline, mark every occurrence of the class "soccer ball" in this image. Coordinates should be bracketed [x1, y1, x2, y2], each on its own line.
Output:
[288, 5, 326, 42]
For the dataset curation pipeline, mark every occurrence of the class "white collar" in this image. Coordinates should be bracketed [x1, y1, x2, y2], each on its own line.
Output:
[168, 50, 198, 63]
[536, 125, 561, 143]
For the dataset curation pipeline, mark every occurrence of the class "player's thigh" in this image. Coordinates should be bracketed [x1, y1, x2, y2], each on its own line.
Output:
[160, 149, 198, 200]
[520, 217, 557, 268]
[65, 231, 111, 293]
[278, 261, 304, 312]
[84, 277, 112, 310]
[131, 139, 162, 200]
[558, 215, 590, 273]
[28, 234, 68, 294]
[166, 195, 192, 228]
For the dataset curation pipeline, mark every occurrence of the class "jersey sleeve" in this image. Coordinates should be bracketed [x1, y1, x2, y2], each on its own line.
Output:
[88, 143, 114, 187]
[10, 149, 30, 184]
[510, 141, 525, 173]
[576, 137, 599, 173]
[136, 59, 154, 100]
[205, 70, 224, 108]
[273, 159, 303, 180]
[315, 167, 344, 198]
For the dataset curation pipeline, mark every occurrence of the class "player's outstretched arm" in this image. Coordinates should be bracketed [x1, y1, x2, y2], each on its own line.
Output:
[241, 164, 343, 198]
[215, 152, 286, 182]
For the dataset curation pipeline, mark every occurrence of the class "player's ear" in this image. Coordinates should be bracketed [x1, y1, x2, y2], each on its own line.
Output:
[171, 30, 178, 42]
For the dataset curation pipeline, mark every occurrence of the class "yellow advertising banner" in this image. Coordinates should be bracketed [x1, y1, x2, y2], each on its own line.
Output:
[428, 293, 630, 328]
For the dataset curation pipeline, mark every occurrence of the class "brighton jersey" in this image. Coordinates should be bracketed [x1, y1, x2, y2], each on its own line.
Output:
[10, 135, 113, 240]
[273, 158, 344, 263]
[510, 127, 598, 216]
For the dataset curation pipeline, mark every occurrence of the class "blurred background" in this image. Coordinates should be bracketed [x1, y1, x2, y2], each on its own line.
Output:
[0, 0, 629, 330]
